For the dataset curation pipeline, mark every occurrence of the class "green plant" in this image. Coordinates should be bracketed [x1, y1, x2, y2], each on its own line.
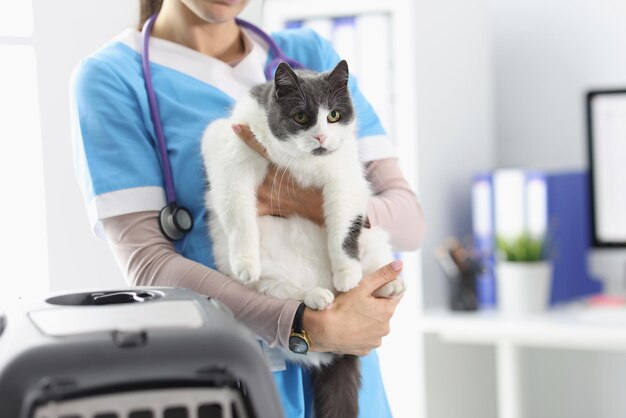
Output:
[496, 233, 547, 262]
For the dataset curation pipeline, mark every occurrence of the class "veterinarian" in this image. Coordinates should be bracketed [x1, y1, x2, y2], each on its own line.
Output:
[70, 0, 425, 416]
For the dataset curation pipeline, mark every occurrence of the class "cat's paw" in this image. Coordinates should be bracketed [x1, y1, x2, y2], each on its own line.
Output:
[304, 288, 335, 310]
[332, 263, 362, 292]
[373, 278, 406, 298]
[229, 253, 261, 283]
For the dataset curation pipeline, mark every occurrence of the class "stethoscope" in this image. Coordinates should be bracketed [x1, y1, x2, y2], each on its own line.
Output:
[141, 13, 304, 240]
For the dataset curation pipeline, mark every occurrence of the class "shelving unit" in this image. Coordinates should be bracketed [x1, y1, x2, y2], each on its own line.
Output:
[421, 304, 626, 418]
[422, 305, 626, 350]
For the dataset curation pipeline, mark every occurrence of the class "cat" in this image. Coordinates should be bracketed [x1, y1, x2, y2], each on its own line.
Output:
[201, 60, 405, 418]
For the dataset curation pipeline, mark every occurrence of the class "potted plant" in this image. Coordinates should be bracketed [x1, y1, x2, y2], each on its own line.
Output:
[495, 233, 552, 315]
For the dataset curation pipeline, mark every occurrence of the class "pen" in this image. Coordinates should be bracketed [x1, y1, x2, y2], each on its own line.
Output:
[435, 247, 462, 280]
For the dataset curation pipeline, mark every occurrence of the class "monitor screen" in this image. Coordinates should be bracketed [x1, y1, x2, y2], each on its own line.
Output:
[587, 90, 626, 247]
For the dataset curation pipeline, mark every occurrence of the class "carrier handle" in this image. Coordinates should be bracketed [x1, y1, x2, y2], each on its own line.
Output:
[91, 291, 154, 305]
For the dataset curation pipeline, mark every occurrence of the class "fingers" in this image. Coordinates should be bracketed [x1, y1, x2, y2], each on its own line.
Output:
[381, 296, 402, 319]
[232, 124, 268, 158]
[359, 260, 403, 294]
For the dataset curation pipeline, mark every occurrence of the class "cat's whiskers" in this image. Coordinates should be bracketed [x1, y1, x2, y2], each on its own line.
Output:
[287, 153, 302, 202]
[289, 166, 297, 200]
[276, 152, 298, 216]
[269, 156, 287, 217]
[269, 151, 296, 217]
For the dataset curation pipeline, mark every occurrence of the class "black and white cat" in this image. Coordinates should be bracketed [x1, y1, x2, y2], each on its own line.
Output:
[202, 60, 405, 418]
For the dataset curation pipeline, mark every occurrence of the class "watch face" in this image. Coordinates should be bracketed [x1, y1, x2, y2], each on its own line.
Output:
[289, 335, 308, 354]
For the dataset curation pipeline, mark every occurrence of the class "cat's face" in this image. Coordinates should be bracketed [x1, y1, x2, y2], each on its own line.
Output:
[265, 60, 355, 157]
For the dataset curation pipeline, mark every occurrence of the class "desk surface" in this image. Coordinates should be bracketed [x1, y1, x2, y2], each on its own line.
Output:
[421, 304, 626, 351]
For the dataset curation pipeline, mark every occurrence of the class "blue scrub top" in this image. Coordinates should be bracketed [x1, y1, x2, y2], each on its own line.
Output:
[71, 25, 395, 418]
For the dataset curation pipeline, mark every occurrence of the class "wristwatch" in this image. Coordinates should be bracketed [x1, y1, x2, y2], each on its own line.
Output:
[289, 303, 311, 355]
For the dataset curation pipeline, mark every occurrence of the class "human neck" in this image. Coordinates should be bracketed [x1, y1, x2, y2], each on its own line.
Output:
[151, 1, 244, 62]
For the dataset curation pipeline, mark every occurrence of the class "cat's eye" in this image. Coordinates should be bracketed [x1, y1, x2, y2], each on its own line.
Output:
[293, 112, 310, 124]
[327, 110, 341, 123]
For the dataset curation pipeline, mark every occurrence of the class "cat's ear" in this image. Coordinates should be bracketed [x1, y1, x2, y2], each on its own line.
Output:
[274, 62, 300, 99]
[327, 59, 349, 89]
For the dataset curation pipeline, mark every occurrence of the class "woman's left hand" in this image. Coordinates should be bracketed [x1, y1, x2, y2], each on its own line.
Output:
[232, 124, 325, 225]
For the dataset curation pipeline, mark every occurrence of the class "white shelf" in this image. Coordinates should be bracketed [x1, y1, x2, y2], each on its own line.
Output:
[421, 304, 626, 418]
[421, 304, 626, 352]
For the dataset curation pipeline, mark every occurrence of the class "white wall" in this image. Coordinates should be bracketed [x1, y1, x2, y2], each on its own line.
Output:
[414, 0, 496, 309]
[34, 0, 136, 291]
[493, 0, 626, 170]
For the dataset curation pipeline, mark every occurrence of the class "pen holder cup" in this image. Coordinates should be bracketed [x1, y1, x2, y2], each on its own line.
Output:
[448, 271, 478, 311]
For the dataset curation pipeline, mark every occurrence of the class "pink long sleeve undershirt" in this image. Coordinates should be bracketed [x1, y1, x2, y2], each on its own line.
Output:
[101, 157, 425, 349]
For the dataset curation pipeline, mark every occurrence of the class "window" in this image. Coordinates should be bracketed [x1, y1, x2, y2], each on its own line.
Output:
[0, 0, 49, 309]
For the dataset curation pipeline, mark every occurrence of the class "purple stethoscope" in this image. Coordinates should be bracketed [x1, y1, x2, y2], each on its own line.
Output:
[141, 13, 305, 241]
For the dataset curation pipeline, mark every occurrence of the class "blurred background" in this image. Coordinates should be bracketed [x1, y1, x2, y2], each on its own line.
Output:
[2, 0, 626, 417]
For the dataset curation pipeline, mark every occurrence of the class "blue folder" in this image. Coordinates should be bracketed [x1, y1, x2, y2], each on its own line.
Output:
[547, 172, 602, 303]
[471, 170, 602, 307]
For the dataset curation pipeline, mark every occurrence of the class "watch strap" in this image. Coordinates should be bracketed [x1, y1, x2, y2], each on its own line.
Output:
[292, 302, 306, 333]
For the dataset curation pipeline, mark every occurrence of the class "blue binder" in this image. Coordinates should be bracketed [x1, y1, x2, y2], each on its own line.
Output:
[547, 172, 602, 303]
[472, 173, 496, 308]
[471, 170, 601, 307]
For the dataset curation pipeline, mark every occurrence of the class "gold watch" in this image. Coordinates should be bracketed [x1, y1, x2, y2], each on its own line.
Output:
[289, 303, 310, 355]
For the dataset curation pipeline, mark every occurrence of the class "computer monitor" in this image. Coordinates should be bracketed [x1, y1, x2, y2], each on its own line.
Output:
[587, 90, 626, 247]
[586, 90, 626, 293]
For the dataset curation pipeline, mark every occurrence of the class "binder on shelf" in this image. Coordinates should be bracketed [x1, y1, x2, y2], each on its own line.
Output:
[472, 170, 602, 307]
[285, 20, 303, 30]
[302, 17, 333, 42]
[472, 173, 496, 308]
[546, 172, 602, 302]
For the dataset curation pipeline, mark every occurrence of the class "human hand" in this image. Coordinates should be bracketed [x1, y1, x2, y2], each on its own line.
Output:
[232, 124, 324, 225]
[302, 260, 404, 356]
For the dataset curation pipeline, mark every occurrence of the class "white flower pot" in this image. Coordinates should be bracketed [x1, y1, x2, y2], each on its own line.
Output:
[496, 261, 553, 315]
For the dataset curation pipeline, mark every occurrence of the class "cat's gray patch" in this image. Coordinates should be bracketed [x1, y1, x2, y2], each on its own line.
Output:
[312, 354, 361, 418]
[251, 60, 354, 141]
[250, 83, 272, 106]
[342, 214, 363, 259]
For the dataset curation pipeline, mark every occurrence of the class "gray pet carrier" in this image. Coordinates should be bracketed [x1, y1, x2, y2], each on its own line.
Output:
[0, 287, 284, 418]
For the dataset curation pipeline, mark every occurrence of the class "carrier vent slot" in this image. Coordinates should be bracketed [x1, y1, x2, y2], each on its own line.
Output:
[232, 402, 240, 418]
[198, 403, 223, 418]
[128, 409, 154, 418]
[129, 410, 153, 418]
[164, 406, 189, 418]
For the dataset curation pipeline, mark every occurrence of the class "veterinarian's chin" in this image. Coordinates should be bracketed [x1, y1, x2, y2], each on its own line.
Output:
[181, 0, 250, 24]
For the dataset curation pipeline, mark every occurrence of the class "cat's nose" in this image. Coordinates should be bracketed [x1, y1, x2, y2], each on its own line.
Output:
[314, 134, 327, 145]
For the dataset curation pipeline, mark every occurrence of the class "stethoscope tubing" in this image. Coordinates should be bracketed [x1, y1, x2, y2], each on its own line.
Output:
[140, 13, 305, 237]
[235, 18, 305, 80]
[141, 14, 178, 204]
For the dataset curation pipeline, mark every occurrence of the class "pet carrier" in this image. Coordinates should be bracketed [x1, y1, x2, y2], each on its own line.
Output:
[0, 287, 284, 418]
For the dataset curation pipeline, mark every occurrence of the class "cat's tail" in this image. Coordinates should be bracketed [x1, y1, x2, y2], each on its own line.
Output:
[311, 354, 361, 418]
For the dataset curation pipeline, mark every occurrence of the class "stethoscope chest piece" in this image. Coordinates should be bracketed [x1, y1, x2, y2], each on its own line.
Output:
[159, 204, 193, 241]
